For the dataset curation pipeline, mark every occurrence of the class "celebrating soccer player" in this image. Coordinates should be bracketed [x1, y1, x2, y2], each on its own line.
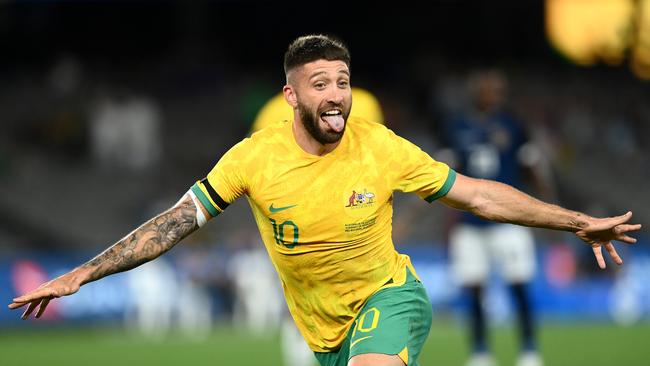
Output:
[9, 35, 641, 366]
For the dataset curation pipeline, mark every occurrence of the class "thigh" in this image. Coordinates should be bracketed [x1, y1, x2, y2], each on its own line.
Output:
[450, 225, 490, 285]
[348, 353, 405, 366]
[489, 224, 536, 283]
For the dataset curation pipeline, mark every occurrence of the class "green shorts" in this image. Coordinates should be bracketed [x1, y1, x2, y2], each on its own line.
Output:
[314, 268, 433, 366]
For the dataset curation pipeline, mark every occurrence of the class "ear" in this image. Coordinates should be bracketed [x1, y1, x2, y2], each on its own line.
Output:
[283, 85, 298, 108]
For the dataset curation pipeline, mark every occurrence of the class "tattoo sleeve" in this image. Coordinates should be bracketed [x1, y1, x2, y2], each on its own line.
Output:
[80, 194, 200, 284]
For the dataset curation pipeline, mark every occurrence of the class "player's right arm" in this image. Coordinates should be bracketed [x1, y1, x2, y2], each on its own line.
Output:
[8, 190, 214, 320]
[439, 173, 641, 269]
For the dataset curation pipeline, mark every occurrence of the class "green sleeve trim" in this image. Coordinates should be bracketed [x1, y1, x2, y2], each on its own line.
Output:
[425, 169, 457, 203]
[191, 183, 220, 217]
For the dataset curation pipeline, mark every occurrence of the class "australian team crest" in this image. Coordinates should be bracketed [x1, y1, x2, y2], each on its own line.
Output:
[345, 189, 376, 209]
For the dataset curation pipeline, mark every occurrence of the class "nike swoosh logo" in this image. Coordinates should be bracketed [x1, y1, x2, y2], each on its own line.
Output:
[269, 203, 298, 213]
[350, 336, 373, 349]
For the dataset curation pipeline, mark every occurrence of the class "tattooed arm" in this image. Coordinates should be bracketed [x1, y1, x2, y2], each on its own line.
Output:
[8, 193, 204, 319]
[81, 193, 199, 282]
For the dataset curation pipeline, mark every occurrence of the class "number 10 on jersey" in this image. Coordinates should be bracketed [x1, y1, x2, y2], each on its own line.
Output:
[270, 218, 299, 249]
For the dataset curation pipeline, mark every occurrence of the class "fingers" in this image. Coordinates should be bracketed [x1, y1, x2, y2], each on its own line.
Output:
[613, 223, 641, 244]
[617, 234, 637, 244]
[9, 287, 56, 316]
[593, 242, 625, 269]
[21, 300, 42, 320]
[604, 243, 623, 265]
[615, 223, 643, 234]
[9, 294, 55, 320]
[8, 301, 29, 310]
[12, 294, 40, 306]
[35, 298, 51, 319]
[592, 245, 606, 269]
[611, 211, 633, 226]
[12, 287, 55, 306]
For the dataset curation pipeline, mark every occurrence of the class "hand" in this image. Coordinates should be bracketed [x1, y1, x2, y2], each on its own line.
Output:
[575, 211, 642, 269]
[8, 272, 81, 320]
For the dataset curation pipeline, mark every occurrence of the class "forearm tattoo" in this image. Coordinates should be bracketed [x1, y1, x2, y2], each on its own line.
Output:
[81, 195, 199, 283]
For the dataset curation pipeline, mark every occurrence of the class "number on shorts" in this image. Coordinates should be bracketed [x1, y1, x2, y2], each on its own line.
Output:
[352, 307, 380, 337]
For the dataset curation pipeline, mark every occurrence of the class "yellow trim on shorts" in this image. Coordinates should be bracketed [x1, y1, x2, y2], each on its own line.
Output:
[377, 263, 422, 292]
[350, 336, 373, 349]
[398, 346, 409, 364]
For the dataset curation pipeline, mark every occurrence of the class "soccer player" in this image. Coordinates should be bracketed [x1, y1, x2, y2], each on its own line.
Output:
[9, 35, 641, 366]
[250, 87, 384, 366]
[443, 70, 551, 366]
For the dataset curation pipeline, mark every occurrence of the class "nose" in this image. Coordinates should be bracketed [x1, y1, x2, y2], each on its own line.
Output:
[326, 85, 344, 105]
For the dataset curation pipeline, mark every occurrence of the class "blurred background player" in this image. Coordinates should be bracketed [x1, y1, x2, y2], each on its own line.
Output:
[228, 237, 284, 335]
[249, 86, 384, 366]
[442, 70, 553, 366]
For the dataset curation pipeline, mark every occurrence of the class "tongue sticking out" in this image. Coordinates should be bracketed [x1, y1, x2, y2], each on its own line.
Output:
[321, 114, 345, 133]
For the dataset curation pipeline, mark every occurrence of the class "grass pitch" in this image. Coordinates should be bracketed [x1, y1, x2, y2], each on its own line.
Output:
[1, 320, 648, 365]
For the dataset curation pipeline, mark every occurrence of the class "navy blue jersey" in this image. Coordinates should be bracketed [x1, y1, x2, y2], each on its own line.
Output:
[444, 111, 527, 226]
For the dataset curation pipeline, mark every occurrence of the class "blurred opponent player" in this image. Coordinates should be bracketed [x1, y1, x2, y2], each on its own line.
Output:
[443, 70, 551, 366]
[10, 35, 641, 366]
[251, 87, 384, 366]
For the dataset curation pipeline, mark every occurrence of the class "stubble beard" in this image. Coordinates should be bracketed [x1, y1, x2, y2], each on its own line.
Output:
[297, 102, 348, 145]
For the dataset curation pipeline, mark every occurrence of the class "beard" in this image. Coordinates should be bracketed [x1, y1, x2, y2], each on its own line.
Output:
[297, 101, 350, 145]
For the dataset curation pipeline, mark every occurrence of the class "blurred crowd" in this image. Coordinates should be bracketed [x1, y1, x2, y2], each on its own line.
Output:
[1, 53, 648, 251]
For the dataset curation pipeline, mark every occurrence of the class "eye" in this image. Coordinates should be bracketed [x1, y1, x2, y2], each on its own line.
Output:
[314, 82, 326, 90]
[338, 80, 349, 88]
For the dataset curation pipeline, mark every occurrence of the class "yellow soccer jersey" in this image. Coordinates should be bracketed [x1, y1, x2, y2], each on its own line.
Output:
[191, 117, 455, 352]
[250, 87, 384, 133]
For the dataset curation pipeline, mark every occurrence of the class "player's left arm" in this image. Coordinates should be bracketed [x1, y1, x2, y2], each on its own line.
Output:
[8, 191, 213, 319]
[439, 173, 642, 268]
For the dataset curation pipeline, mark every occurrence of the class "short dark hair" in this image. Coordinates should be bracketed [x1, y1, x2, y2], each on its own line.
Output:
[283, 34, 350, 75]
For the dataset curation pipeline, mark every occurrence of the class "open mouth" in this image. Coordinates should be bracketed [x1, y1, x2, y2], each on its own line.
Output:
[320, 109, 345, 132]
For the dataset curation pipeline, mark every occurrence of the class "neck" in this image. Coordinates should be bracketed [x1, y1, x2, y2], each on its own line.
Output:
[292, 116, 341, 156]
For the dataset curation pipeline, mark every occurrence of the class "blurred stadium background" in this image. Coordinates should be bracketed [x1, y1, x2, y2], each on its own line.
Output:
[1, 0, 649, 365]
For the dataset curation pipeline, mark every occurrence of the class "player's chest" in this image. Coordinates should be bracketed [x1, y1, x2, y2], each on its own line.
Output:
[249, 158, 391, 236]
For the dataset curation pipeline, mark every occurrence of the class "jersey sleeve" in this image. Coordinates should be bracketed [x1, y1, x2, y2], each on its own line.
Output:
[387, 130, 456, 202]
[190, 140, 249, 216]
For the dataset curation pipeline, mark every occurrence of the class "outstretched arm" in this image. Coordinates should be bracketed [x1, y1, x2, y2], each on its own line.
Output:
[439, 173, 642, 269]
[8, 192, 208, 319]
